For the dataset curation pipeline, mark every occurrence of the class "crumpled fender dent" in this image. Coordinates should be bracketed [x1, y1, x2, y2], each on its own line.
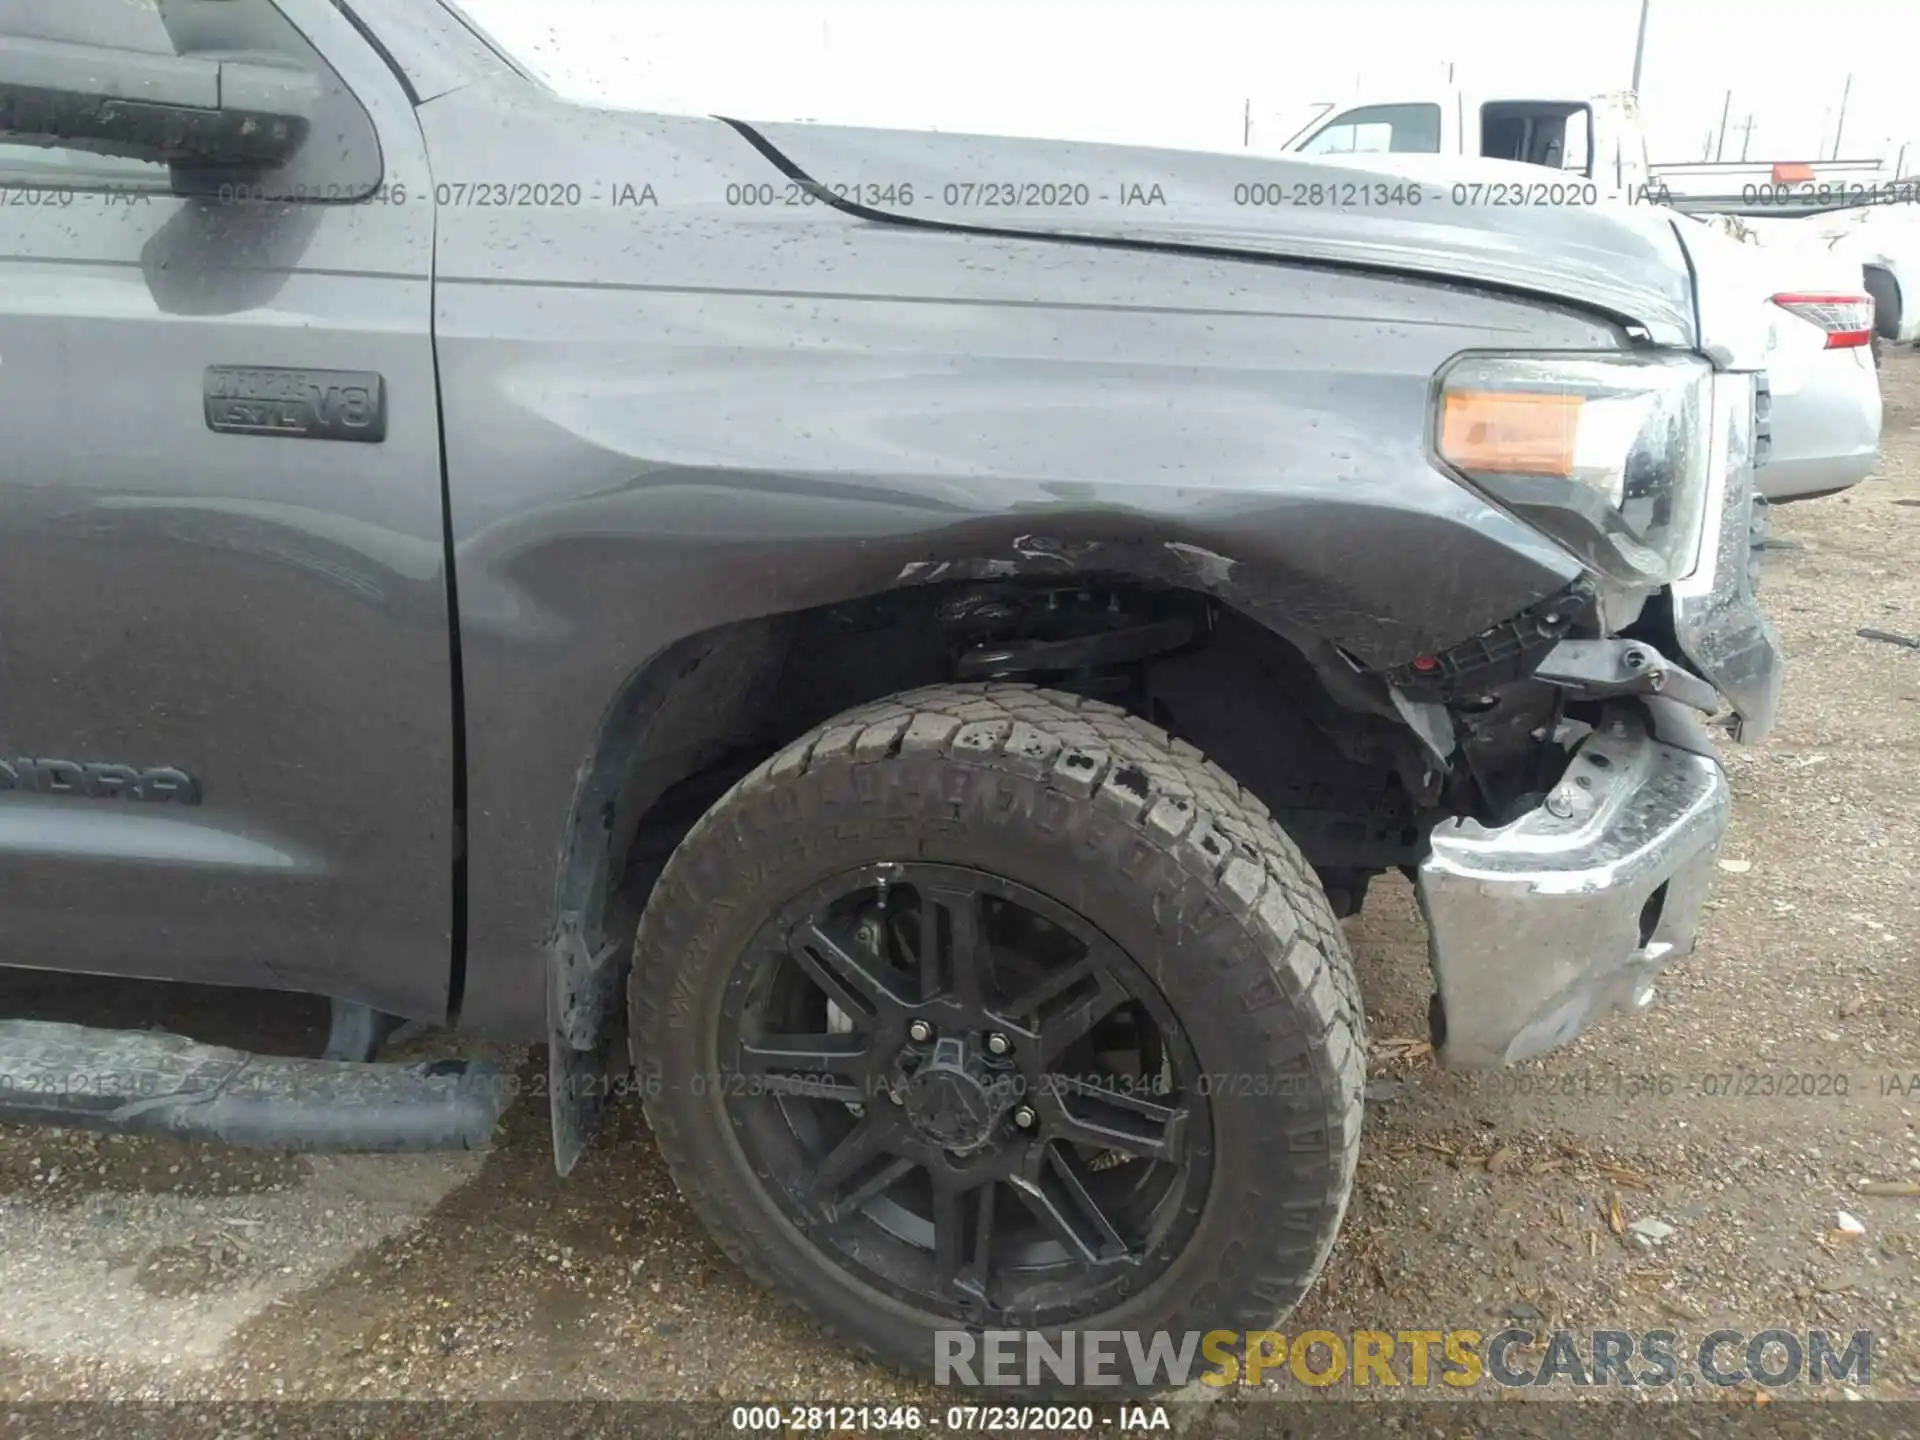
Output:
[840, 513, 1575, 669]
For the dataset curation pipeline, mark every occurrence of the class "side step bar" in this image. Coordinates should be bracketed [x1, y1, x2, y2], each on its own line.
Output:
[0, 1020, 508, 1153]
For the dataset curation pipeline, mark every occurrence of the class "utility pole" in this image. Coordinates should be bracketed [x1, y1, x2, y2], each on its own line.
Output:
[1737, 114, 1756, 160]
[1832, 74, 1852, 158]
[1714, 90, 1732, 160]
[1630, 0, 1651, 94]
[1242, 97, 1250, 148]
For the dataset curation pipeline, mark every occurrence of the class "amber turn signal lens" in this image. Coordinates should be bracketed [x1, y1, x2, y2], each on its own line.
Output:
[1439, 390, 1583, 478]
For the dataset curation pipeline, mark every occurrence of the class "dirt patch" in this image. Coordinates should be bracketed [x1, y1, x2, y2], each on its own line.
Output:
[0, 1129, 481, 1377]
[133, 1235, 258, 1299]
[0, 1128, 309, 1204]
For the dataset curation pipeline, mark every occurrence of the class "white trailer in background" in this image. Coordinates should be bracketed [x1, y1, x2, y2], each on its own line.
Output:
[1642, 158, 1896, 215]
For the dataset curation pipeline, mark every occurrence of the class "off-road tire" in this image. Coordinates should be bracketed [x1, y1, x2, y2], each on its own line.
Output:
[630, 682, 1365, 1393]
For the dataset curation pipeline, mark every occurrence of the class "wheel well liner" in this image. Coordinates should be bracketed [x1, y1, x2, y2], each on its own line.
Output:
[549, 581, 1439, 990]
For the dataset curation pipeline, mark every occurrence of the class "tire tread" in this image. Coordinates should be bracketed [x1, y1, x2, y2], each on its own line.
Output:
[630, 682, 1365, 1390]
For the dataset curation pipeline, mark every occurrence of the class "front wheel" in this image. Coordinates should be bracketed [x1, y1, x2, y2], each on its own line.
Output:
[630, 684, 1364, 1392]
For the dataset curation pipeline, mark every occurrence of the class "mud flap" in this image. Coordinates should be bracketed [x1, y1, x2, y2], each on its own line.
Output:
[547, 922, 629, 1176]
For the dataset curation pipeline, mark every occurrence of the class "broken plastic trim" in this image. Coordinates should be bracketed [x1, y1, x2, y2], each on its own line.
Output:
[1384, 578, 1596, 702]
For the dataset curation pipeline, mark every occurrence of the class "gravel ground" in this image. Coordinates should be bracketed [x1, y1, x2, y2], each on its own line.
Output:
[2, 359, 1918, 1433]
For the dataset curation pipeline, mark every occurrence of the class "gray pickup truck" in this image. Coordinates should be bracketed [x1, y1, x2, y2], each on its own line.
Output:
[0, 0, 1783, 1390]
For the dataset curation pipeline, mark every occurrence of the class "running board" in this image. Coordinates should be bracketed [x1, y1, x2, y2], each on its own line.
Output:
[0, 1019, 507, 1153]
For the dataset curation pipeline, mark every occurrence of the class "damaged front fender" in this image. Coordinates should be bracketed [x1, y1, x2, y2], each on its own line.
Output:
[420, 83, 1641, 1033]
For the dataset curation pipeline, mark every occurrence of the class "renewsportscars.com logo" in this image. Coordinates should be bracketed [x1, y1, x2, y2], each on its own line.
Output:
[933, 1327, 1872, 1390]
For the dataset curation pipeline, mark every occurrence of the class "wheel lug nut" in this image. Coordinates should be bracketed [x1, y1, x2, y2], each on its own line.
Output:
[986, 1033, 1011, 1056]
[1013, 1106, 1035, 1129]
[908, 1020, 933, 1043]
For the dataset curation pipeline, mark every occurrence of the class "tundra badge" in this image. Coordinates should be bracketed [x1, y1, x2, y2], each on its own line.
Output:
[0, 759, 201, 805]
[204, 367, 387, 443]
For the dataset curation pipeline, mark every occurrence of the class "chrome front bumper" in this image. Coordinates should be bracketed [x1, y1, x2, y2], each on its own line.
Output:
[1415, 708, 1729, 1070]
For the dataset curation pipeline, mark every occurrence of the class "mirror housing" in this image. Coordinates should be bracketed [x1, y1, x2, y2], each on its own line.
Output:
[0, 35, 317, 169]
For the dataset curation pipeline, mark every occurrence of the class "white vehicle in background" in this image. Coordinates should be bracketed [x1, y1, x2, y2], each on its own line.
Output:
[1811, 204, 1920, 350]
[1664, 168, 1920, 355]
[1265, 87, 1654, 195]
[1687, 216, 1881, 499]
[1263, 87, 1890, 220]
[1763, 289, 1881, 498]
[1256, 86, 1884, 502]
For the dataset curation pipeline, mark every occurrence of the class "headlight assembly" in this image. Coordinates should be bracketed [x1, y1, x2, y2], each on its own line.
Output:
[1434, 352, 1713, 589]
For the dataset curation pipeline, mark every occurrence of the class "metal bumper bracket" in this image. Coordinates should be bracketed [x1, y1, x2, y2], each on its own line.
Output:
[1532, 637, 1722, 715]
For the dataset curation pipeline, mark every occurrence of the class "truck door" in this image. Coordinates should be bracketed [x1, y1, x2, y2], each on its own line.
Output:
[0, 0, 455, 1018]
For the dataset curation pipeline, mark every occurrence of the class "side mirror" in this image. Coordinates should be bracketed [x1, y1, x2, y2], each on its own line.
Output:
[0, 35, 318, 170]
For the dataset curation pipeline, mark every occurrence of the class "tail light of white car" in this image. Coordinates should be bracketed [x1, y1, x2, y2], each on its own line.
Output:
[1770, 293, 1875, 349]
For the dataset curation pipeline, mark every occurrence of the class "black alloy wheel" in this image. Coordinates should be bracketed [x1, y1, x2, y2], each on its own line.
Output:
[718, 863, 1210, 1327]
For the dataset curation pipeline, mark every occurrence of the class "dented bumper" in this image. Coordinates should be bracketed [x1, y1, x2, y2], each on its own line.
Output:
[1415, 707, 1729, 1070]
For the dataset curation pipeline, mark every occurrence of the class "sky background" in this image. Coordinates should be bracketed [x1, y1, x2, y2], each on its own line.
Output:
[457, 0, 1920, 170]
